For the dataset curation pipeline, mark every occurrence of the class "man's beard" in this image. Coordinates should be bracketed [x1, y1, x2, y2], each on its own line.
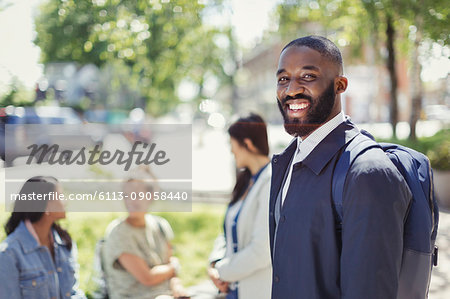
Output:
[277, 82, 336, 137]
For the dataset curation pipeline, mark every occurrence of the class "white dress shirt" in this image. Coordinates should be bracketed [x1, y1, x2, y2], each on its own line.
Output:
[281, 111, 346, 205]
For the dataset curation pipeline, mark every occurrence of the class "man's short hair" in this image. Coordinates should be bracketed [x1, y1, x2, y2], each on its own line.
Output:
[282, 35, 343, 71]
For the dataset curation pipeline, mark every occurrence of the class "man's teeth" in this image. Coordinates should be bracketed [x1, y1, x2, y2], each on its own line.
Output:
[289, 103, 309, 110]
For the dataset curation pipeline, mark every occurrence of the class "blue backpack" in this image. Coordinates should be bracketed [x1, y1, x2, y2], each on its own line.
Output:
[332, 130, 439, 299]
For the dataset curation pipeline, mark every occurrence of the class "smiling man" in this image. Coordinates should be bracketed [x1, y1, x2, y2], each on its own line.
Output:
[269, 36, 411, 298]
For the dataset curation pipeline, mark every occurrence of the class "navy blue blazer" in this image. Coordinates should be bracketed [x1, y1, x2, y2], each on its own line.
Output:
[269, 120, 411, 299]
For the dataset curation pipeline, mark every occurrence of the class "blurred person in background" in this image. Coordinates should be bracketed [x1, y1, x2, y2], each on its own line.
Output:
[0, 176, 85, 299]
[101, 167, 189, 299]
[208, 113, 272, 299]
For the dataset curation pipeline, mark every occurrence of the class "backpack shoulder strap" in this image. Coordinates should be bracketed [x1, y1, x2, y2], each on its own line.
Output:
[332, 133, 380, 227]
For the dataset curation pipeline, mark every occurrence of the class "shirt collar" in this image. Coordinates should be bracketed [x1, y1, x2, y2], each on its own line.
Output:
[24, 219, 41, 245]
[302, 117, 359, 175]
[19, 220, 64, 254]
[295, 111, 345, 161]
[25, 219, 58, 245]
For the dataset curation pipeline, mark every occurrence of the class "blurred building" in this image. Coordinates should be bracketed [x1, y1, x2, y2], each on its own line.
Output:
[235, 41, 284, 123]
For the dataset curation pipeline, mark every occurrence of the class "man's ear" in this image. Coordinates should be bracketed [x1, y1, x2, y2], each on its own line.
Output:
[335, 76, 348, 94]
[243, 138, 258, 154]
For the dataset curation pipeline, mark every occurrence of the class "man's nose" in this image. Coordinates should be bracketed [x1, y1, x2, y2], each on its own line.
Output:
[285, 80, 304, 97]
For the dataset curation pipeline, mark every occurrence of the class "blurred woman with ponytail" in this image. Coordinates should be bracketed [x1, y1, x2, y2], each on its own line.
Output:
[208, 113, 272, 299]
[0, 176, 85, 299]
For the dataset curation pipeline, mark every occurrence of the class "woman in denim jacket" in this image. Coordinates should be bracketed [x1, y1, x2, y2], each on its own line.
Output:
[0, 176, 85, 299]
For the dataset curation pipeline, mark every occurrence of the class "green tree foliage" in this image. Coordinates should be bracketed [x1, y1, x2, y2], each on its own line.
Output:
[0, 78, 34, 107]
[34, 0, 229, 116]
[401, 0, 450, 45]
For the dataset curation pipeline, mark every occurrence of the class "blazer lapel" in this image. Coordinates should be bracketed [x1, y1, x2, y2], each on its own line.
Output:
[237, 165, 270, 247]
[269, 138, 297, 255]
[302, 119, 359, 175]
[270, 138, 297, 213]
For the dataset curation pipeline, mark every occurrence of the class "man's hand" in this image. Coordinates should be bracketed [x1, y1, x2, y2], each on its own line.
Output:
[208, 267, 229, 293]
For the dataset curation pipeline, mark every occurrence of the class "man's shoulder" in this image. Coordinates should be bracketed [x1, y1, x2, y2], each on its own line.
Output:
[146, 214, 174, 240]
[146, 214, 167, 226]
[349, 147, 404, 183]
[343, 143, 412, 212]
[105, 218, 127, 238]
[353, 146, 393, 167]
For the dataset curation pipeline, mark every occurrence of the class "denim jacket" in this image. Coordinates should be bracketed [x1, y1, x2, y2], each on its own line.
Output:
[0, 221, 85, 299]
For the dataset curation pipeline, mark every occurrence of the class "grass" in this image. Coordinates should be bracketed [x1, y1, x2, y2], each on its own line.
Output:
[0, 203, 226, 296]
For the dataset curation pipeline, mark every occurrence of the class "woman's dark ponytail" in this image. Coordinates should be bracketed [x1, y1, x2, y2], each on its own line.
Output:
[230, 168, 252, 205]
[5, 213, 24, 236]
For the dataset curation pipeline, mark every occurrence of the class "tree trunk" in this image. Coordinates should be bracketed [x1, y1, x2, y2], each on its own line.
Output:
[409, 9, 424, 140]
[386, 13, 398, 139]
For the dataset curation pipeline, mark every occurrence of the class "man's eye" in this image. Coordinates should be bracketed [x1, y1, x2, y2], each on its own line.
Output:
[278, 77, 288, 83]
[304, 74, 316, 79]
